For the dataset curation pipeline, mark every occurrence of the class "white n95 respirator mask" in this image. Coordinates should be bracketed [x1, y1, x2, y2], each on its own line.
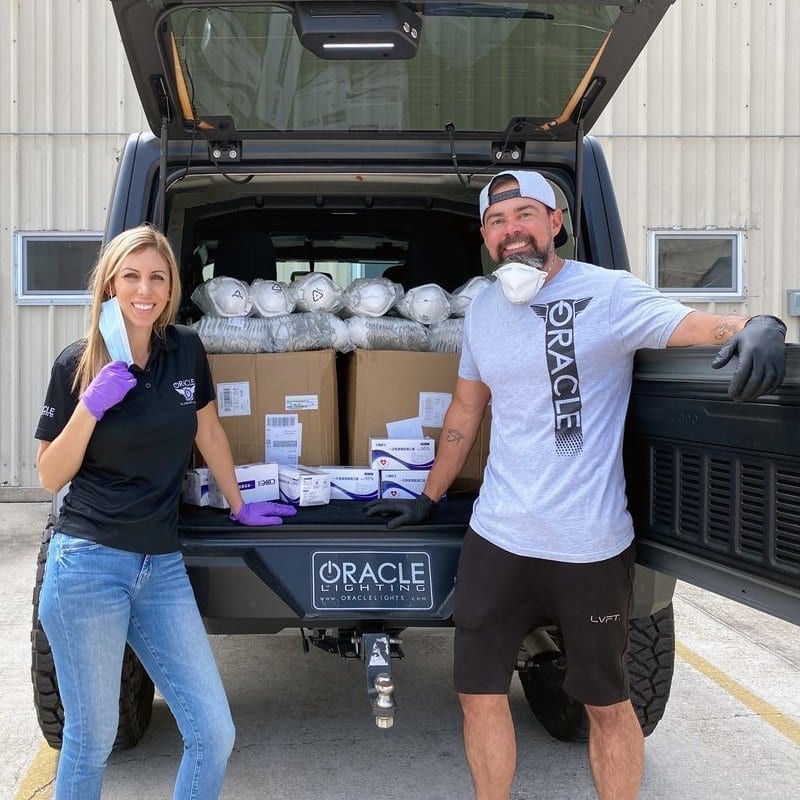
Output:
[492, 261, 547, 305]
[99, 296, 134, 365]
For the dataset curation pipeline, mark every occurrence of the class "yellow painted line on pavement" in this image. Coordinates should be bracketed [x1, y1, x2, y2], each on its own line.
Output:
[677, 641, 800, 746]
[13, 740, 57, 800]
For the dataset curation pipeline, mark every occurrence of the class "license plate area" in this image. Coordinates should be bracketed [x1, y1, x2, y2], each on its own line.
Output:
[312, 550, 433, 611]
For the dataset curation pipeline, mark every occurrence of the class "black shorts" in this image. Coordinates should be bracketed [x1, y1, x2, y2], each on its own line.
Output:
[453, 528, 634, 706]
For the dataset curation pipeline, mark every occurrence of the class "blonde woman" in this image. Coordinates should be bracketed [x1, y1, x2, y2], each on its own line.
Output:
[35, 225, 294, 799]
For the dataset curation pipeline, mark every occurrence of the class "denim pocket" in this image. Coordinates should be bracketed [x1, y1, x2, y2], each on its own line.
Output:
[53, 531, 103, 555]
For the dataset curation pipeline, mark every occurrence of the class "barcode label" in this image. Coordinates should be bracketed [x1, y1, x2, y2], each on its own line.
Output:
[286, 394, 318, 411]
[267, 414, 298, 427]
[216, 382, 250, 417]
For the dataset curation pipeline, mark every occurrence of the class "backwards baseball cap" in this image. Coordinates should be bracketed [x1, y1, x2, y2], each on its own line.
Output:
[479, 170, 556, 223]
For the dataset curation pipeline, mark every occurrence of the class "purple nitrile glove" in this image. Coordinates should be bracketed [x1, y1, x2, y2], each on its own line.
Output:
[81, 361, 137, 421]
[229, 501, 298, 527]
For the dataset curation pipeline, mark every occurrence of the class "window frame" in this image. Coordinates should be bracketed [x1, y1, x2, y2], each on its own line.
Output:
[13, 231, 102, 306]
[647, 229, 745, 302]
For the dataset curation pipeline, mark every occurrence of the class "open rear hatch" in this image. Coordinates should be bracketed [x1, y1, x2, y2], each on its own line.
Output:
[110, 1, 674, 147]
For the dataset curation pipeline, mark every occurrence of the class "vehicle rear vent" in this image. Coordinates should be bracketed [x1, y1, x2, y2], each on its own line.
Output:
[651, 445, 674, 529]
[678, 450, 702, 538]
[738, 462, 766, 558]
[775, 467, 800, 569]
[707, 458, 733, 549]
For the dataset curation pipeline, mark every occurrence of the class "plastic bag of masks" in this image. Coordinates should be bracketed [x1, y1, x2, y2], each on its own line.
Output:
[394, 283, 451, 325]
[191, 316, 271, 354]
[190, 277, 252, 317]
[340, 277, 403, 317]
[286, 273, 344, 314]
[192, 312, 352, 354]
[250, 279, 296, 317]
[267, 311, 352, 353]
[447, 276, 493, 317]
[428, 318, 464, 353]
[345, 316, 429, 351]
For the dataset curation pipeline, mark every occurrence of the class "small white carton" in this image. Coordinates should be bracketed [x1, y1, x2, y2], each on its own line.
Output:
[208, 462, 280, 509]
[316, 466, 380, 501]
[182, 467, 213, 506]
[369, 437, 435, 470]
[379, 469, 431, 500]
[279, 465, 331, 507]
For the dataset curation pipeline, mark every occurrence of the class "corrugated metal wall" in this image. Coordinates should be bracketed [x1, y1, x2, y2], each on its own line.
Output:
[0, 0, 146, 497]
[1, 0, 797, 494]
[593, 0, 800, 322]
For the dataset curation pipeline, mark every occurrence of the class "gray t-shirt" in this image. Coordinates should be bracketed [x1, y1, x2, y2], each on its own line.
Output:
[459, 260, 693, 563]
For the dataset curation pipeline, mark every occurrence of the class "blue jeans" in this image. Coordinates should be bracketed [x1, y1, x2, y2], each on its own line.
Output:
[38, 532, 235, 800]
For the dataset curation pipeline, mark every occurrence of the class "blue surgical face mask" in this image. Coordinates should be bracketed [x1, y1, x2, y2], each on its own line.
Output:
[99, 296, 134, 365]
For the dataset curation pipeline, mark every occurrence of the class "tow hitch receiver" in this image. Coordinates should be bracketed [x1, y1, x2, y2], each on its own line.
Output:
[363, 632, 396, 729]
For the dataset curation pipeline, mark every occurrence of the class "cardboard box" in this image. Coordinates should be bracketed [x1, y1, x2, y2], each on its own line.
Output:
[208, 463, 280, 510]
[316, 466, 380, 501]
[370, 438, 435, 470]
[343, 350, 490, 487]
[279, 465, 331, 507]
[207, 351, 339, 467]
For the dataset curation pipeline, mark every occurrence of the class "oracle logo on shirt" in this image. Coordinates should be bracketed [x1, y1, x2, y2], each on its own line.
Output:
[173, 378, 196, 405]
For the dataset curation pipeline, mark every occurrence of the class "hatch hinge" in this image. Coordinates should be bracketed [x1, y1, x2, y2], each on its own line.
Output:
[149, 74, 172, 125]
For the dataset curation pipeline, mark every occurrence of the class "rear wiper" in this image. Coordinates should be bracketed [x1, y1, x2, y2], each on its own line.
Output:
[424, 4, 554, 20]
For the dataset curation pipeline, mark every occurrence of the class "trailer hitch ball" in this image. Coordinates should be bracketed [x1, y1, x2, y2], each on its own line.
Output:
[374, 673, 396, 729]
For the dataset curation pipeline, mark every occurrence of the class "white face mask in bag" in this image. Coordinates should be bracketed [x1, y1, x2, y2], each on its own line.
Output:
[98, 296, 134, 365]
[492, 262, 547, 305]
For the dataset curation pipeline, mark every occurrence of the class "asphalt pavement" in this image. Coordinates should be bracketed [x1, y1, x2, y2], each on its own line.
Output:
[3, 503, 799, 799]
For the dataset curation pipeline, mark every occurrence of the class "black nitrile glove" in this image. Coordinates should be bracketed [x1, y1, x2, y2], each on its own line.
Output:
[711, 315, 787, 402]
[363, 493, 438, 530]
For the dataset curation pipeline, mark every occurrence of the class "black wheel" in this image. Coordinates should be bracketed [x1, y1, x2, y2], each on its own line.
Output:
[31, 524, 156, 750]
[517, 604, 676, 742]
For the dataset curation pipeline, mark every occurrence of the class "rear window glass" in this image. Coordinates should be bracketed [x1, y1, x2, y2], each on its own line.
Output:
[168, 3, 620, 134]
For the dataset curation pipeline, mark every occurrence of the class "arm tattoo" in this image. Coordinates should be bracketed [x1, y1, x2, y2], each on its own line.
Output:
[444, 427, 465, 445]
[711, 316, 746, 343]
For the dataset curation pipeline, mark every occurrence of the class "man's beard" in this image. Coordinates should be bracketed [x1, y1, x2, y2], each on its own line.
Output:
[496, 237, 553, 270]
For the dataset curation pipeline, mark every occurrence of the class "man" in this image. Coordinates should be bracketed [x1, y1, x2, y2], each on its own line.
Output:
[364, 170, 787, 800]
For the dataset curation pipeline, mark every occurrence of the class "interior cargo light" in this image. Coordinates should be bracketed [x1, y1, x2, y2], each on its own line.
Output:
[293, 2, 422, 60]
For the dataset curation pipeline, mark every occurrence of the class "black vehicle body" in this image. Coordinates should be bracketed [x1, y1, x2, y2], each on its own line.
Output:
[31, 0, 799, 750]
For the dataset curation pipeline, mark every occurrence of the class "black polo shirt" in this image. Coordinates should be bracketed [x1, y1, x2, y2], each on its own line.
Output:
[35, 325, 215, 554]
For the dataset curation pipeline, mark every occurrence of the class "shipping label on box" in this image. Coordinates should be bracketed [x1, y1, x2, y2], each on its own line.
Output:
[316, 466, 380, 501]
[370, 437, 435, 470]
[279, 465, 331, 507]
[209, 463, 280, 510]
[380, 470, 430, 500]
[182, 467, 213, 506]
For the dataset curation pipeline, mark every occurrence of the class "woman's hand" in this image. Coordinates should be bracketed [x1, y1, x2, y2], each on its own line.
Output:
[81, 361, 137, 420]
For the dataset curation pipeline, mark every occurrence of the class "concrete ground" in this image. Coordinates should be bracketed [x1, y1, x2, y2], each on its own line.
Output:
[4, 502, 799, 800]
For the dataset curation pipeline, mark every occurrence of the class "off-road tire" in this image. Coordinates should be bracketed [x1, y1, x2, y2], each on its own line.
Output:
[31, 524, 156, 750]
[517, 604, 675, 742]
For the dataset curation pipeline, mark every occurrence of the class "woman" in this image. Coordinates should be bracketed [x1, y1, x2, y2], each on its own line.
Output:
[35, 225, 295, 799]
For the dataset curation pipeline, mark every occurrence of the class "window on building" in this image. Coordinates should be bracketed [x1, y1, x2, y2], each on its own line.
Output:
[14, 232, 102, 305]
[648, 230, 744, 300]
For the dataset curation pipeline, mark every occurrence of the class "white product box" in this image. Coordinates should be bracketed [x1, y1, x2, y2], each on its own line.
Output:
[182, 467, 213, 507]
[208, 462, 280, 510]
[379, 470, 431, 500]
[316, 466, 380, 501]
[369, 437, 435, 470]
[279, 465, 331, 507]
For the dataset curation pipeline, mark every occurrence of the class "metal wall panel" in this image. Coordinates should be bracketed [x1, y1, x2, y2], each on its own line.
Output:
[594, 0, 800, 329]
[1, 0, 797, 491]
[1, 0, 146, 497]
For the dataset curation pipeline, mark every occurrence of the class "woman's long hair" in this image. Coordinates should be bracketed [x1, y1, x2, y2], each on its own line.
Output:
[72, 225, 181, 394]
